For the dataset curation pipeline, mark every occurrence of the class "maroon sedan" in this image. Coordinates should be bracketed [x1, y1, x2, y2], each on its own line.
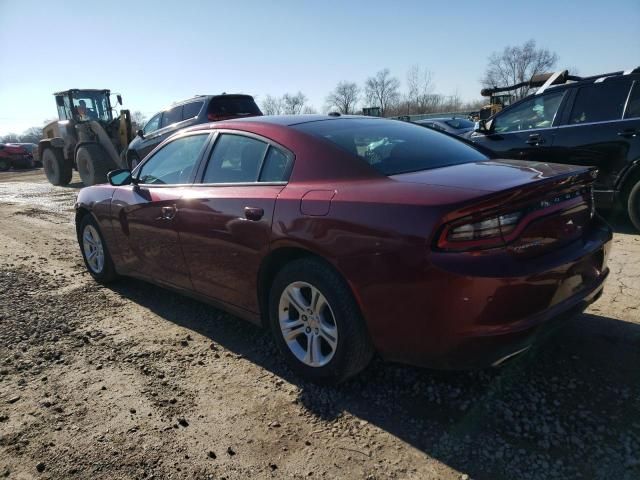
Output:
[75, 115, 612, 383]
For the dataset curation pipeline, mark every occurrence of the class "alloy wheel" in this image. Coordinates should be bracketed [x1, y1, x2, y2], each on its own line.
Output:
[278, 281, 338, 367]
[82, 224, 105, 274]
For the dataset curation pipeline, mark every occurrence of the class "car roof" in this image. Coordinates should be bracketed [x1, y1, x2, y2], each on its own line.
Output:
[161, 93, 256, 111]
[184, 114, 387, 131]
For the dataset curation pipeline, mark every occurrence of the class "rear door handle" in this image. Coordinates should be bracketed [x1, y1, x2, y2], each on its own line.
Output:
[617, 129, 638, 138]
[158, 205, 177, 221]
[244, 206, 264, 221]
[525, 134, 545, 145]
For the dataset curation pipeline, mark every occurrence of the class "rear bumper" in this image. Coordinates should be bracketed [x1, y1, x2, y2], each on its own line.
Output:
[342, 216, 613, 370]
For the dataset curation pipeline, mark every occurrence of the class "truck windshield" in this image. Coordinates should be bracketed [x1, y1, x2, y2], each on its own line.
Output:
[71, 91, 113, 122]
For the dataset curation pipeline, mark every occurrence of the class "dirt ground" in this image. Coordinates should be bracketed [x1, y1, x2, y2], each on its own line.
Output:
[0, 168, 638, 480]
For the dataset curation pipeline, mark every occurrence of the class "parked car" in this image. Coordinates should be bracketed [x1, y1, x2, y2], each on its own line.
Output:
[414, 117, 475, 136]
[468, 68, 640, 229]
[10, 143, 40, 167]
[0, 143, 35, 171]
[125, 94, 262, 168]
[76, 115, 612, 383]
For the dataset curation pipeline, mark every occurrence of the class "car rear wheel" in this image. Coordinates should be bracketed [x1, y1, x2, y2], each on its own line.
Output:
[77, 144, 113, 186]
[269, 258, 374, 384]
[42, 147, 72, 185]
[78, 214, 118, 283]
[627, 179, 640, 231]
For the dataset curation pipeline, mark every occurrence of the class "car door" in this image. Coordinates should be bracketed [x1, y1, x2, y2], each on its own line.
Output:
[111, 132, 211, 290]
[551, 78, 638, 200]
[470, 89, 566, 163]
[178, 131, 293, 312]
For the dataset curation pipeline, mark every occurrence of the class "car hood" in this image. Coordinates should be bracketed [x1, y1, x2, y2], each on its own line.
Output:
[391, 159, 594, 193]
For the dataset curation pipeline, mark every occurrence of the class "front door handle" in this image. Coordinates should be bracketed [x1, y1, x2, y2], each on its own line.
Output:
[244, 206, 264, 221]
[617, 129, 638, 138]
[158, 205, 177, 221]
[525, 134, 546, 145]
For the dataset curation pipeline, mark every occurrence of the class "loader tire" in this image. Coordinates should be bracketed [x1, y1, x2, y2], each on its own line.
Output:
[42, 147, 72, 186]
[77, 144, 113, 186]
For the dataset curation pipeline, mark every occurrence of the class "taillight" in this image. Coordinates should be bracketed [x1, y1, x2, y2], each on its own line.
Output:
[440, 211, 522, 250]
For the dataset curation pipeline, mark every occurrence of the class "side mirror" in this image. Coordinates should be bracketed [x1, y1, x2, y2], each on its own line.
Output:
[474, 119, 491, 133]
[107, 169, 133, 186]
[137, 129, 145, 138]
[116, 94, 123, 105]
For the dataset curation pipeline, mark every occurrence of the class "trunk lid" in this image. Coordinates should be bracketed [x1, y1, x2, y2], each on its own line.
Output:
[397, 159, 598, 256]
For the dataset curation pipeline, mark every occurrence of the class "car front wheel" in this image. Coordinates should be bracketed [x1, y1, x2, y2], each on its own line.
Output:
[269, 258, 374, 384]
[78, 214, 118, 283]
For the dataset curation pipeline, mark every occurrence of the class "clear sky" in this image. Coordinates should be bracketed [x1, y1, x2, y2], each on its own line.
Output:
[1, 0, 638, 135]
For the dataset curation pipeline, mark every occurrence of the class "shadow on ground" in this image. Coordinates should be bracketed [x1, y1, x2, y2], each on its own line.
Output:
[108, 278, 640, 480]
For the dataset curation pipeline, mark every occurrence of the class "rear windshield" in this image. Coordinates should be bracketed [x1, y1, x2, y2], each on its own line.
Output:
[208, 96, 262, 116]
[293, 118, 488, 176]
[444, 118, 474, 129]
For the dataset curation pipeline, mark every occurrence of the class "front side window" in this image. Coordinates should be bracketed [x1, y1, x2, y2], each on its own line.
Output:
[570, 80, 631, 124]
[161, 105, 183, 128]
[493, 91, 564, 134]
[203, 134, 268, 183]
[293, 118, 487, 176]
[138, 134, 208, 185]
[143, 113, 162, 134]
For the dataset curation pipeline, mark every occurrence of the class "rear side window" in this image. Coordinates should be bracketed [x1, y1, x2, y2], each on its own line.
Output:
[183, 101, 203, 119]
[624, 82, 640, 119]
[161, 105, 183, 128]
[570, 81, 631, 124]
[208, 96, 262, 119]
[203, 134, 268, 183]
[260, 147, 292, 182]
[293, 119, 488, 176]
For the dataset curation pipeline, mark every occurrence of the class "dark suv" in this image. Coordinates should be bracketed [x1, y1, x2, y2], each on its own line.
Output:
[469, 68, 640, 229]
[126, 94, 262, 167]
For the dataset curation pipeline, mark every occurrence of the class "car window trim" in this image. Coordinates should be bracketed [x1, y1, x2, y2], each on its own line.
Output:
[556, 117, 639, 129]
[623, 80, 638, 119]
[134, 131, 213, 186]
[196, 129, 295, 185]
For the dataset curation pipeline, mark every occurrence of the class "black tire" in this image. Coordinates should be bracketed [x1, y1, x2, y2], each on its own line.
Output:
[76, 144, 113, 186]
[78, 214, 118, 283]
[0, 157, 10, 171]
[627, 179, 640, 232]
[42, 147, 72, 186]
[268, 258, 374, 384]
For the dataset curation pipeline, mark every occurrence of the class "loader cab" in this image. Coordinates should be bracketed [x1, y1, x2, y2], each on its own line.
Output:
[54, 89, 114, 124]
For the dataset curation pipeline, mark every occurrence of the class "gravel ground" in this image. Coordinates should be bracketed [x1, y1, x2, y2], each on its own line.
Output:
[0, 168, 639, 480]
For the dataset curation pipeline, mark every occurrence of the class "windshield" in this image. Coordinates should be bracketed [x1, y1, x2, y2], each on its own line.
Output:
[293, 118, 488, 176]
[444, 118, 474, 129]
[71, 91, 113, 122]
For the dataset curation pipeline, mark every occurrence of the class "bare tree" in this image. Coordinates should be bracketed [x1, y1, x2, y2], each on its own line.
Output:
[261, 95, 284, 115]
[0, 133, 20, 143]
[483, 39, 558, 100]
[17, 127, 43, 144]
[405, 66, 434, 113]
[326, 81, 360, 114]
[131, 111, 148, 130]
[364, 69, 400, 115]
[281, 92, 308, 115]
[302, 105, 318, 114]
